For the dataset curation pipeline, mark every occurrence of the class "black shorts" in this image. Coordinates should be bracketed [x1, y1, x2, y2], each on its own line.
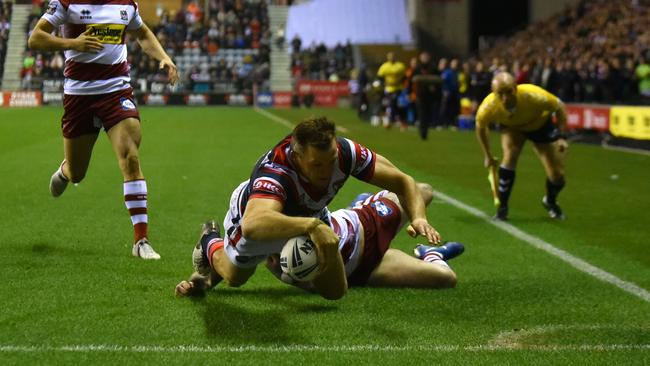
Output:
[523, 118, 562, 143]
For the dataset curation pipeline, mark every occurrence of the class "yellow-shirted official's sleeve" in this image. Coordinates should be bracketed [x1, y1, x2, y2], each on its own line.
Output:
[377, 63, 387, 78]
[526, 84, 560, 112]
[475, 95, 494, 128]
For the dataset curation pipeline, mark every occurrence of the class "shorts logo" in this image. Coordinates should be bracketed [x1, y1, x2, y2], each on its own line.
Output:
[120, 10, 128, 21]
[120, 97, 136, 110]
[372, 201, 392, 217]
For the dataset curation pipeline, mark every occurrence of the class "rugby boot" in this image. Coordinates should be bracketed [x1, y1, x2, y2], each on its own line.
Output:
[49, 160, 69, 197]
[132, 238, 161, 260]
[414, 242, 465, 262]
[542, 196, 565, 220]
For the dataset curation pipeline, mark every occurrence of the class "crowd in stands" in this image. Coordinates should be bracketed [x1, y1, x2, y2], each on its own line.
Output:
[289, 35, 354, 82]
[0, 0, 12, 87]
[21, 0, 272, 94]
[478, 0, 650, 105]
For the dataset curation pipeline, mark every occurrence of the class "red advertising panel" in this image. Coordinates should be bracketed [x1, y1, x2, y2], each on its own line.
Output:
[295, 80, 349, 107]
[565, 104, 610, 132]
[2, 91, 42, 107]
[273, 92, 292, 108]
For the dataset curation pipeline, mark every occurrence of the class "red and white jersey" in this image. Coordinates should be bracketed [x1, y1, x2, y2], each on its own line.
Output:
[330, 207, 363, 277]
[41, 0, 143, 95]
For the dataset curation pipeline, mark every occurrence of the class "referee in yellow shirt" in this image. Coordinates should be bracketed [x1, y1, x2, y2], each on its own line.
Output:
[377, 52, 407, 130]
[475, 72, 569, 220]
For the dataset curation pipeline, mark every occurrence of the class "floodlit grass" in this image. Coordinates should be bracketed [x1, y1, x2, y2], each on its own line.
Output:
[0, 106, 648, 365]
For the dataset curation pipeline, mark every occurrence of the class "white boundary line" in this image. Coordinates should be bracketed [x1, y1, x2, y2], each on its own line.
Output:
[0, 343, 648, 353]
[601, 142, 650, 156]
[254, 107, 349, 133]
[433, 190, 650, 303]
[254, 109, 650, 304]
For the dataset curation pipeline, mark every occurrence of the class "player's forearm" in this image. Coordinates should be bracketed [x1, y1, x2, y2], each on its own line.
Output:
[241, 211, 322, 242]
[555, 106, 568, 134]
[28, 29, 73, 51]
[395, 175, 428, 222]
[476, 126, 492, 158]
[137, 27, 171, 63]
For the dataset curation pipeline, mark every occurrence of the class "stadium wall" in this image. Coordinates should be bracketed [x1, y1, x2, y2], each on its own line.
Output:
[529, 0, 581, 23]
[409, 0, 470, 56]
[137, 0, 182, 25]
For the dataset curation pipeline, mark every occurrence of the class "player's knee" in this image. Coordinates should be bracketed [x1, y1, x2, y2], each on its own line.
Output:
[417, 182, 434, 205]
[441, 271, 457, 289]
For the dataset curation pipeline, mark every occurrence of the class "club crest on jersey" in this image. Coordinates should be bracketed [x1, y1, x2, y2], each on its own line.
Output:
[80, 9, 92, 19]
[120, 10, 128, 21]
[371, 201, 392, 216]
[46, 4, 57, 14]
[120, 97, 136, 110]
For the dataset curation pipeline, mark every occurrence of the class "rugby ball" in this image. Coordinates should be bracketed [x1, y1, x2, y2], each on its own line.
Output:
[280, 236, 320, 282]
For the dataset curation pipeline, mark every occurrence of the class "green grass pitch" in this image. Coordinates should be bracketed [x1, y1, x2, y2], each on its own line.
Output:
[0, 106, 649, 365]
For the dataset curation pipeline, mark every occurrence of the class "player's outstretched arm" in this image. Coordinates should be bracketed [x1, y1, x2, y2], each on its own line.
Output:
[368, 154, 441, 244]
[28, 19, 103, 53]
[130, 24, 179, 85]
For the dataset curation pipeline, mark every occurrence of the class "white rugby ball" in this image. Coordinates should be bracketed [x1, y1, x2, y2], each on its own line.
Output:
[280, 235, 320, 282]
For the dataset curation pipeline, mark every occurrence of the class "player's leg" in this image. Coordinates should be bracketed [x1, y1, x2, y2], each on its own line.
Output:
[50, 94, 100, 197]
[495, 129, 526, 219]
[366, 248, 457, 288]
[106, 117, 159, 259]
[533, 141, 566, 219]
[50, 134, 100, 197]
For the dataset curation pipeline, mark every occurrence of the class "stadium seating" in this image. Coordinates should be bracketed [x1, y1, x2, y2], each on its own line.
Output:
[0, 1, 11, 88]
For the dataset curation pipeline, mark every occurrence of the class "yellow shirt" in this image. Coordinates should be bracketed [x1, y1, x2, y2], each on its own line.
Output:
[475, 84, 561, 132]
[377, 61, 406, 93]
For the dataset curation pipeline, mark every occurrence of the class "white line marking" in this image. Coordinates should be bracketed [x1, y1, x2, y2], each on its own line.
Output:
[489, 324, 649, 348]
[0, 343, 648, 353]
[433, 190, 650, 303]
[253, 109, 650, 303]
[254, 107, 350, 133]
[602, 142, 650, 156]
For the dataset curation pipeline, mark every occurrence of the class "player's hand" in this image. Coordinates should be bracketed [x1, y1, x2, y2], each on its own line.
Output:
[407, 218, 441, 245]
[484, 155, 498, 168]
[175, 280, 194, 297]
[557, 138, 569, 153]
[71, 27, 104, 53]
[160, 58, 179, 85]
[307, 220, 339, 274]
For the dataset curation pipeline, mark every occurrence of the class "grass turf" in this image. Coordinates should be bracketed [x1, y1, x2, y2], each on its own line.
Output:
[0, 106, 648, 365]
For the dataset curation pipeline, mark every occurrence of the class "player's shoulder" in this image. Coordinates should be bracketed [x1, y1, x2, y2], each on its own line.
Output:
[477, 93, 497, 115]
[518, 84, 558, 102]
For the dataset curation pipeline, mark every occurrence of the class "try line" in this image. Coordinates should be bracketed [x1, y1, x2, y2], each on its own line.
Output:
[256, 108, 650, 304]
[0, 344, 648, 353]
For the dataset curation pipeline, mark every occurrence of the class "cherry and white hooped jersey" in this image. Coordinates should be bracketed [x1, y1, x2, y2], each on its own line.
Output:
[222, 135, 376, 262]
[41, 0, 143, 95]
[330, 208, 363, 277]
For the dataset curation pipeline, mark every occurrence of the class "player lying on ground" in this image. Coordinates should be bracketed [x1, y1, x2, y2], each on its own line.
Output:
[174, 117, 441, 300]
[175, 183, 465, 297]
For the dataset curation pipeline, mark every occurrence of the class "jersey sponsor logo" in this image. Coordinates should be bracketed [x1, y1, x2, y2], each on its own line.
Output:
[253, 179, 282, 195]
[80, 9, 92, 20]
[371, 200, 392, 217]
[120, 10, 128, 21]
[46, 3, 57, 14]
[120, 97, 136, 110]
[86, 24, 126, 44]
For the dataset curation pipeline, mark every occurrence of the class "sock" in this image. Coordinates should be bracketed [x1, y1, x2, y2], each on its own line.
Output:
[124, 180, 148, 243]
[204, 236, 224, 268]
[545, 178, 565, 204]
[421, 251, 450, 268]
[498, 166, 516, 207]
[57, 161, 69, 181]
